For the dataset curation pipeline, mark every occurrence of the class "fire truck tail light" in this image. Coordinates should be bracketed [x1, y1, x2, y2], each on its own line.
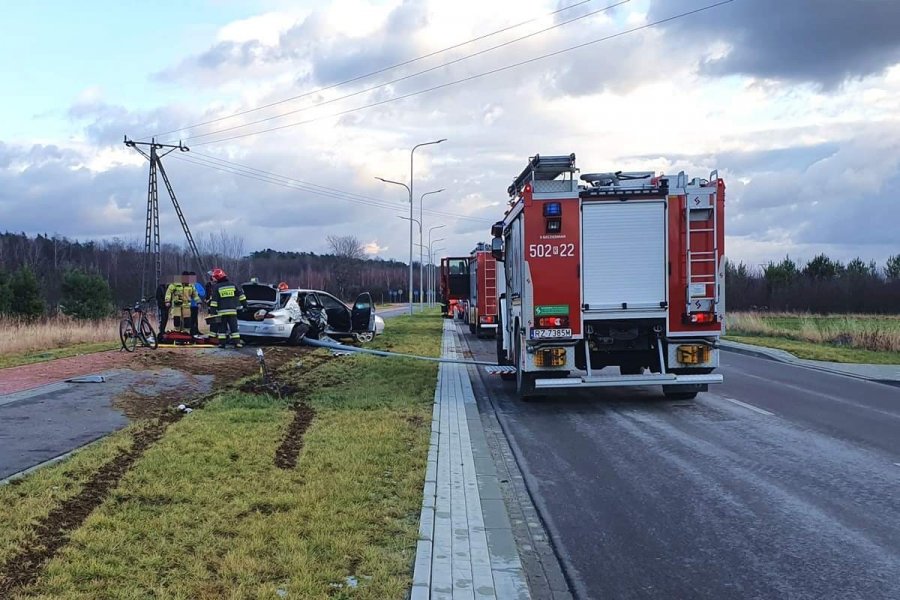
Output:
[535, 347, 566, 367]
[537, 316, 569, 328]
[480, 315, 494, 324]
[684, 312, 717, 325]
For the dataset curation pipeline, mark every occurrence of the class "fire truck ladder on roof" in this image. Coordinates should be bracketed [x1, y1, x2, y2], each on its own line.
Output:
[685, 170, 720, 315]
[484, 258, 497, 315]
[508, 153, 577, 196]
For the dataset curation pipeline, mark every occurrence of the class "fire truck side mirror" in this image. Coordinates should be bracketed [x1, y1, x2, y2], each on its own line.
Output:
[491, 221, 504, 238]
[491, 237, 504, 262]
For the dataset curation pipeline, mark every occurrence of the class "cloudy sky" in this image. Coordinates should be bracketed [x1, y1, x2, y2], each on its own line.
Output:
[2, 0, 899, 268]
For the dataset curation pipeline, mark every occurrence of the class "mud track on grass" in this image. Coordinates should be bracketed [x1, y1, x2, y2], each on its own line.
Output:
[0, 345, 312, 596]
[0, 413, 179, 595]
[272, 352, 340, 470]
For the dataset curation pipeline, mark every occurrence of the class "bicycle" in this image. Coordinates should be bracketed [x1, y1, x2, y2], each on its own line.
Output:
[119, 301, 159, 352]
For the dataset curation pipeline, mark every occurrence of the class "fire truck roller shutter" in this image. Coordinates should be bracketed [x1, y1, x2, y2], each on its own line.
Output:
[581, 201, 667, 312]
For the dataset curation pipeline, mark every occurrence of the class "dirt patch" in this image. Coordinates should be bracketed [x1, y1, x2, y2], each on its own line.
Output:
[131, 349, 259, 384]
[274, 403, 316, 470]
[404, 414, 426, 428]
[0, 413, 181, 596]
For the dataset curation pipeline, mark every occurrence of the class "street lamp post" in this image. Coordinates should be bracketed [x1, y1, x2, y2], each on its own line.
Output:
[379, 138, 445, 315]
[419, 189, 444, 310]
[431, 246, 445, 308]
[376, 177, 411, 306]
[428, 235, 445, 304]
[398, 215, 422, 303]
[409, 139, 446, 315]
[428, 225, 446, 305]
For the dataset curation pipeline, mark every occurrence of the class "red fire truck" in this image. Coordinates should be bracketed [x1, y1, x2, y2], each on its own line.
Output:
[491, 154, 725, 399]
[465, 243, 499, 338]
[440, 256, 470, 319]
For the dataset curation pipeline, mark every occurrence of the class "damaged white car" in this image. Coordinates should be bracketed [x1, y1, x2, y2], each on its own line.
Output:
[238, 283, 383, 345]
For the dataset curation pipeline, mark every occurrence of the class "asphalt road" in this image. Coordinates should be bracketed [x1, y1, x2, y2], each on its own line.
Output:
[463, 326, 900, 600]
[0, 369, 213, 481]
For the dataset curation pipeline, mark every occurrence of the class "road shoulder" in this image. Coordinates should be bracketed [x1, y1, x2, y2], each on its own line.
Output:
[720, 339, 900, 385]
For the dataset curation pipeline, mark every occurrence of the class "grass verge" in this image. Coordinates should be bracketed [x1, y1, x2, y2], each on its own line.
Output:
[724, 334, 900, 364]
[0, 312, 442, 599]
[727, 312, 900, 352]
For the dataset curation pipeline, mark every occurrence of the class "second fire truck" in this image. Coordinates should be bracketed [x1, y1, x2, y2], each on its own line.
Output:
[465, 243, 499, 338]
[491, 153, 725, 399]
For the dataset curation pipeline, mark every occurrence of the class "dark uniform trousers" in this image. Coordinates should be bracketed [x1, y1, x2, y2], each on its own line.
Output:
[209, 280, 246, 343]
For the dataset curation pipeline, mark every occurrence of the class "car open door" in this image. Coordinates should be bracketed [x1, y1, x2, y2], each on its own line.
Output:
[350, 292, 375, 332]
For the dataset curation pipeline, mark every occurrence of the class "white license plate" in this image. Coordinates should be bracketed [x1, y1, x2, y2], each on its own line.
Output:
[531, 328, 572, 339]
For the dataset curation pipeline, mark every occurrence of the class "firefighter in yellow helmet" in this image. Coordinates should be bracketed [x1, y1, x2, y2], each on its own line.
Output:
[208, 268, 248, 348]
[165, 271, 201, 334]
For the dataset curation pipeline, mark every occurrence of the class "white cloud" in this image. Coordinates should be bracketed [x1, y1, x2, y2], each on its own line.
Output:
[2, 0, 899, 266]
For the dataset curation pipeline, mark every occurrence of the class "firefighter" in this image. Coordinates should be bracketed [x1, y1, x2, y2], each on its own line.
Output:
[165, 271, 200, 333]
[155, 280, 170, 333]
[188, 271, 205, 337]
[208, 267, 247, 348]
[204, 270, 220, 340]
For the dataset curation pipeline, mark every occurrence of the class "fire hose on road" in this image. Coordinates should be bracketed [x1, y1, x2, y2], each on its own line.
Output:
[301, 336, 499, 367]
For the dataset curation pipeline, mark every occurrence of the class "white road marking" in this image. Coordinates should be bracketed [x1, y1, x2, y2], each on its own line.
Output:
[721, 396, 774, 416]
[894, 463, 900, 467]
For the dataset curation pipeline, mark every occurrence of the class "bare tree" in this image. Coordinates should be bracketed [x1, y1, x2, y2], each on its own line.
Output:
[326, 235, 365, 260]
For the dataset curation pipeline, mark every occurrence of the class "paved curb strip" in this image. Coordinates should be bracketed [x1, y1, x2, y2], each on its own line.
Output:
[720, 340, 900, 385]
[411, 320, 530, 600]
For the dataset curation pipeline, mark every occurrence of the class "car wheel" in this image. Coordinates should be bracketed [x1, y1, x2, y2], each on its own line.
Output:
[355, 331, 374, 343]
[288, 324, 308, 346]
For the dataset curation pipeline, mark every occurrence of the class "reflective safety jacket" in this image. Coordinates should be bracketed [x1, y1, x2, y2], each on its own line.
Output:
[165, 283, 200, 311]
[209, 279, 247, 316]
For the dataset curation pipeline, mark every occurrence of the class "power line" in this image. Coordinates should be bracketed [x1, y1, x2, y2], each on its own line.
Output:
[191, 150, 407, 205]
[144, 0, 599, 141]
[191, 0, 735, 147]
[174, 0, 629, 143]
[169, 153, 493, 223]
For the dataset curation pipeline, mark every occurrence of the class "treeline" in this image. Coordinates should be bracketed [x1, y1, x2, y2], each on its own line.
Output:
[2, 232, 897, 317]
[726, 254, 900, 313]
[0, 232, 419, 317]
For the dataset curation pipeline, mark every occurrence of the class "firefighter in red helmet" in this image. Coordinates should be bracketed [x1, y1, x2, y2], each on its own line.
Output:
[208, 268, 248, 348]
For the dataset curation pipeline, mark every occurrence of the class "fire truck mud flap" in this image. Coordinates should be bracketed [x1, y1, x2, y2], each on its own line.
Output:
[532, 372, 723, 390]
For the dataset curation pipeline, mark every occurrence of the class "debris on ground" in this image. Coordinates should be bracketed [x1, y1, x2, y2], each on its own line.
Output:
[64, 375, 106, 383]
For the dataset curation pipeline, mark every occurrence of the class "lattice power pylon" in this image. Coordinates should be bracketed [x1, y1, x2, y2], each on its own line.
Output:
[124, 137, 208, 300]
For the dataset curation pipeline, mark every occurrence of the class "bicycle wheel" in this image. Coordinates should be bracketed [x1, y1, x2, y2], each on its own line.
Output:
[119, 319, 138, 352]
[139, 317, 158, 350]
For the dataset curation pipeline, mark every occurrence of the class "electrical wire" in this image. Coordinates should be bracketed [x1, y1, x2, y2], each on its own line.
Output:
[144, 0, 600, 141]
[168, 153, 494, 223]
[190, 0, 734, 147]
[174, 0, 629, 143]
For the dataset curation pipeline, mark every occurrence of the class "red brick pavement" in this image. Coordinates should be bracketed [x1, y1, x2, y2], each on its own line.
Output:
[0, 351, 134, 396]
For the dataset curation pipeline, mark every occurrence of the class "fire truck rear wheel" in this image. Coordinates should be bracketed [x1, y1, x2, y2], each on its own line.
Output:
[514, 332, 538, 400]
